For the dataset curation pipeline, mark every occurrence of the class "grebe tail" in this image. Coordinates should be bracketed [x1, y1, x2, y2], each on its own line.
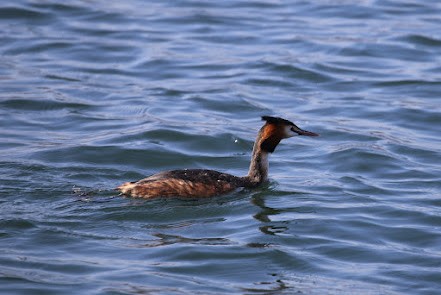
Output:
[117, 116, 318, 198]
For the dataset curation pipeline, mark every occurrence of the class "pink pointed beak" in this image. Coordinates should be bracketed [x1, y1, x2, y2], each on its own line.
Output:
[292, 125, 319, 136]
[297, 129, 319, 136]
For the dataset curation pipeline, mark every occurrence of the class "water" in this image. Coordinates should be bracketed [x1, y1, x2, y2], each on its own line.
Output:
[1, 0, 441, 294]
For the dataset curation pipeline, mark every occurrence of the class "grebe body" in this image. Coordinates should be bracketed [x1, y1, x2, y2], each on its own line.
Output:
[117, 116, 318, 198]
[117, 169, 251, 198]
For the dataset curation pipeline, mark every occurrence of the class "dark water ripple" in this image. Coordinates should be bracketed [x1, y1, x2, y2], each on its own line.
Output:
[1, 1, 441, 294]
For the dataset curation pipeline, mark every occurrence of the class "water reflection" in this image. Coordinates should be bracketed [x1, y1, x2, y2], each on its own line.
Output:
[251, 192, 289, 236]
[240, 273, 289, 294]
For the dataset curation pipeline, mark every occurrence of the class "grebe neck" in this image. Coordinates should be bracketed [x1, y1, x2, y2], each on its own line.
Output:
[246, 135, 270, 185]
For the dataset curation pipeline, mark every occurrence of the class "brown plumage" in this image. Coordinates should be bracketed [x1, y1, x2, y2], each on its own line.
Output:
[117, 116, 318, 199]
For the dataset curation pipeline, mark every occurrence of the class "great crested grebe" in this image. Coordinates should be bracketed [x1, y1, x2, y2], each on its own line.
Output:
[117, 116, 318, 198]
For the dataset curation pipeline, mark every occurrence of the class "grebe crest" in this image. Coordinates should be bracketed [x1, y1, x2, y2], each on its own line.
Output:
[117, 116, 318, 199]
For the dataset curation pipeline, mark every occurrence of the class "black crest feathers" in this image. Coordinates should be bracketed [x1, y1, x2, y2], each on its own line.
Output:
[261, 116, 294, 126]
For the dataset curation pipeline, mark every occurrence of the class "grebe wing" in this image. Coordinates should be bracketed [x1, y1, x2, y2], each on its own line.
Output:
[119, 169, 244, 198]
[137, 169, 242, 185]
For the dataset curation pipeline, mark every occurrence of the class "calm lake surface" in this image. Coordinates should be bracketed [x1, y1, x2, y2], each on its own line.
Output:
[1, 1, 441, 294]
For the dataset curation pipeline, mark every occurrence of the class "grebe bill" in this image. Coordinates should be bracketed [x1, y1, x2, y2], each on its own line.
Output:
[117, 116, 318, 198]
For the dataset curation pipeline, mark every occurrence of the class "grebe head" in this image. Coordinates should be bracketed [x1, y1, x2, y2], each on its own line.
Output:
[259, 116, 318, 153]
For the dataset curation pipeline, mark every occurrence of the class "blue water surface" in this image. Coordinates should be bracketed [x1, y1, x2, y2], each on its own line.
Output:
[1, 1, 441, 294]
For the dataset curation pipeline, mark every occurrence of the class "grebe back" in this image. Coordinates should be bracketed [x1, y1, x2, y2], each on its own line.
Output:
[117, 116, 318, 198]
